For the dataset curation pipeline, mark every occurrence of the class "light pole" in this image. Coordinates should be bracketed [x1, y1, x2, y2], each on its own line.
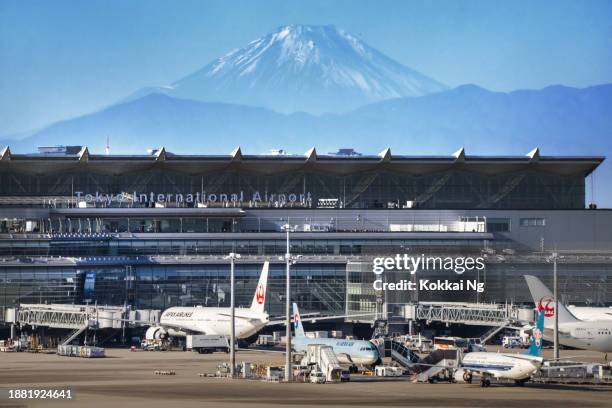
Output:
[546, 251, 559, 360]
[225, 252, 241, 378]
[552, 252, 559, 360]
[281, 224, 301, 382]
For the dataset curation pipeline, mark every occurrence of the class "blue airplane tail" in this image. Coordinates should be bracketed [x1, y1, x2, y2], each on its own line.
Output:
[525, 311, 545, 357]
[292, 303, 305, 338]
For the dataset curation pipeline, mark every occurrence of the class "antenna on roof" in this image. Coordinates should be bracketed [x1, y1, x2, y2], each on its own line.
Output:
[105, 135, 110, 156]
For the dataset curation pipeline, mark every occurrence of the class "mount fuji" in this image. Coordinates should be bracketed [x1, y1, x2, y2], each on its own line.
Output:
[131, 24, 448, 114]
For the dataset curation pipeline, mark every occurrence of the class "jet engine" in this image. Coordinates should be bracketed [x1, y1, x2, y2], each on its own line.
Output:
[145, 326, 168, 340]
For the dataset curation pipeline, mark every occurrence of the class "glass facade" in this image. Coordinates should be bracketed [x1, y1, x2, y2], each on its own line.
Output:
[3, 254, 609, 325]
[0, 263, 345, 323]
[346, 260, 612, 318]
[0, 169, 586, 210]
[0, 237, 486, 257]
[0, 154, 608, 329]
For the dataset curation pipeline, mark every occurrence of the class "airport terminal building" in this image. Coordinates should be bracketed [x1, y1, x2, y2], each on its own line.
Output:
[1, 145, 611, 329]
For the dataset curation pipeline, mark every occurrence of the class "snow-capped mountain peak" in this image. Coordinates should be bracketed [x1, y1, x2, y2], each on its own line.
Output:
[155, 25, 448, 113]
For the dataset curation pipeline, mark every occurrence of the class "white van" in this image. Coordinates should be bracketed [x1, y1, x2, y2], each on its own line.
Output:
[310, 370, 326, 384]
[502, 336, 523, 348]
[467, 338, 487, 352]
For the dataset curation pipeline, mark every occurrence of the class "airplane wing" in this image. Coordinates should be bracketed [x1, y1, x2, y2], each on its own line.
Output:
[270, 312, 322, 320]
[99, 316, 189, 331]
[267, 313, 377, 326]
[546, 356, 587, 361]
[216, 313, 263, 323]
[502, 354, 543, 363]
[413, 362, 456, 369]
[236, 348, 286, 353]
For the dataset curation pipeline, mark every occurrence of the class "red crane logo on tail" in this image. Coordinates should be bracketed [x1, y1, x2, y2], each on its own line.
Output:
[537, 296, 555, 317]
[256, 283, 265, 304]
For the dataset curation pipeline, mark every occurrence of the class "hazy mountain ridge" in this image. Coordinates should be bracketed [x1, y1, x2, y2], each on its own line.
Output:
[2, 83, 611, 157]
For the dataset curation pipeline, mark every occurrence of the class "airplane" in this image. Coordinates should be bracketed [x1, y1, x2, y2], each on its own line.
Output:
[458, 311, 545, 387]
[145, 261, 270, 341]
[292, 302, 380, 370]
[524, 275, 612, 353]
[567, 305, 612, 321]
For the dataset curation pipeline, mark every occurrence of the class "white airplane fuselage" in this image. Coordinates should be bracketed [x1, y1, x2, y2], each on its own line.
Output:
[461, 352, 543, 381]
[291, 302, 379, 366]
[568, 306, 612, 322]
[293, 337, 380, 366]
[544, 321, 612, 353]
[160, 306, 269, 339]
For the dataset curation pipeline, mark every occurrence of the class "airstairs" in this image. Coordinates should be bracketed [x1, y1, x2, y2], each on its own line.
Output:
[300, 344, 344, 382]
[413, 349, 461, 383]
[61, 325, 89, 345]
[384, 340, 461, 382]
[389, 340, 420, 368]
[479, 323, 510, 344]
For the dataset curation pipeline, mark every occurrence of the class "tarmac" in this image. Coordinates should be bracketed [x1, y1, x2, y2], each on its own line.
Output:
[0, 347, 611, 408]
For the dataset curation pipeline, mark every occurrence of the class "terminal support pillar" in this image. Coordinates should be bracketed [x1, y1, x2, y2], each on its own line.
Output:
[285, 227, 292, 382]
[230, 254, 236, 378]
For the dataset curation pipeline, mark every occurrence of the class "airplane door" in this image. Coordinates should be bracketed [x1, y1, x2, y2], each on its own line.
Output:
[571, 327, 594, 341]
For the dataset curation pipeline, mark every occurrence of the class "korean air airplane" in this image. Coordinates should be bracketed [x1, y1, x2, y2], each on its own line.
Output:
[145, 262, 270, 341]
[459, 311, 545, 387]
[292, 303, 380, 368]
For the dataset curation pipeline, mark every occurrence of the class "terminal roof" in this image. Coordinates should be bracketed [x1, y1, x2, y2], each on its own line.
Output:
[0, 146, 604, 177]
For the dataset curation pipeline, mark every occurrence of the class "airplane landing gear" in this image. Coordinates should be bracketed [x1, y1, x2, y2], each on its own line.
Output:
[349, 365, 358, 374]
[463, 371, 473, 384]
[481, 378, 491, 387]
[514, 379, 527, 386]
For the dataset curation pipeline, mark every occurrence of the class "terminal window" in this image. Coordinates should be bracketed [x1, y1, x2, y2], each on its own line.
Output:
[519, 218, 546, 227]
[486, 218, 511, 232]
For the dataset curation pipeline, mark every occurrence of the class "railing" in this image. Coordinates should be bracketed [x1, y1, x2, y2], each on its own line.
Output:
[61, 326, 89, 345]
[1, 214, 490, 235]
[305, 281, 345, 314]
[390, 340, 420, 367]
[415, 302, 519, 326]
[9, 304, 159, 330]
[16, 305, 90, 330]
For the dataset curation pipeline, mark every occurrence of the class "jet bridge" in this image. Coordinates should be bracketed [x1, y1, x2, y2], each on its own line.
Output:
[5, 303, 160, 331]
[405, 302, 531, 326]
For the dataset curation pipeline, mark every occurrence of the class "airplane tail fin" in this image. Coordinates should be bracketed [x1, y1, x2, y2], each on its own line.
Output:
[524, 275, 579, 325]
[525, 311, 545, 357]
[292, 303, 305, 338]
[250, 261, 269, 314]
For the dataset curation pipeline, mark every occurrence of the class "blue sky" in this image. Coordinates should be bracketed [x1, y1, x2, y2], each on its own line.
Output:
[1, 0, 611, 136]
